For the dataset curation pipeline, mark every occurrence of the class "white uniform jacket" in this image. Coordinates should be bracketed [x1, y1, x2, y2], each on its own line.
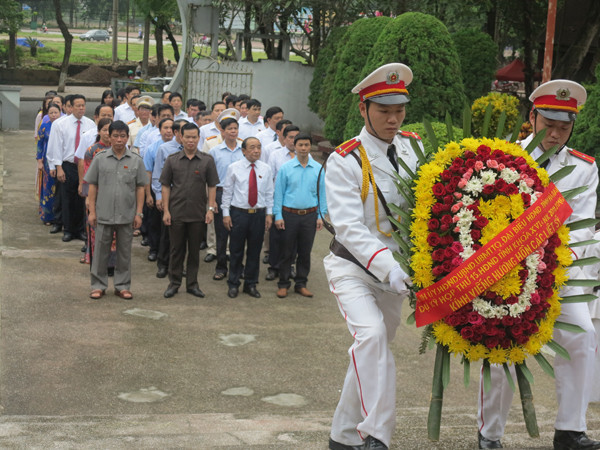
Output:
[324, 127, 421, 286]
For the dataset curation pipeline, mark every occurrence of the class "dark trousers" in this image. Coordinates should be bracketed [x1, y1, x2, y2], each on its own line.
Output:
[168, 220, 203, 289]
[59, 161, 84, 234]
[213, 189, 230, 274]
[158, 217, 170, 270]
[268, 223, 297, 272]
[147, 191, 161, 253]
[278, 210, 317, 289]
[228, 207, 265, 289]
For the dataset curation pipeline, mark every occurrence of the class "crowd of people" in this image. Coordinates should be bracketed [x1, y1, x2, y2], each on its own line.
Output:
[34, 86, 326, 301]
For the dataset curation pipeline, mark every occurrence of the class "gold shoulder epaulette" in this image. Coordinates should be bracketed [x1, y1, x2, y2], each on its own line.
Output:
[126, 118, 137, 125]
[568, 149, 595, 164]
[207, 135, 218, 141]
[335, 138, 361, 157]
[399, 130, 421, 140]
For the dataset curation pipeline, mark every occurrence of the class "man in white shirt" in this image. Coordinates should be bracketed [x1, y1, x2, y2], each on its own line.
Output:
[199, 101, 226, 148]
[47, 94, 95, 242]
[237, 99, 265, 139]
[170, 92, 188, 121]
[222, 136, 273, 298]
[127, 96, 154, 149]
[185, 99, 204, 123]
[256, 106, 284, 150]
[261, 119, 291, 163]
[114, 85, 140, 123]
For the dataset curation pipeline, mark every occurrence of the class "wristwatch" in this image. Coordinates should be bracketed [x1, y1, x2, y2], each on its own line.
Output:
[208, 206, 215, 212]
[136, 213, 144, 218]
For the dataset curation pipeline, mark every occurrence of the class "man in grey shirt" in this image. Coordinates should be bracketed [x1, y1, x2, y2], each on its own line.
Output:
[84, 120, 147, 300]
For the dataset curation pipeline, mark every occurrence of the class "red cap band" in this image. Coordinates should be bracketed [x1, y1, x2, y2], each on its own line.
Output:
[359, 80, 408, 102]
[533, 94, 578, 113]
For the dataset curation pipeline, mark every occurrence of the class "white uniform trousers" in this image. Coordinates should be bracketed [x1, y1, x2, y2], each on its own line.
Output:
[478, 299, 597, 440]
[206, 221, 216, 255]
[592, 319, 600, 403]
[329, 275, 403, 447]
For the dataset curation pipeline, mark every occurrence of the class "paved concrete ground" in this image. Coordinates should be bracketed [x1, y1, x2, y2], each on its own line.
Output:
[0, 129, 599, 449]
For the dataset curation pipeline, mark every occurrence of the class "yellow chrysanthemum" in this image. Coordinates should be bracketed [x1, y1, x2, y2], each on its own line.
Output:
[555, 246, 573, 267]
[489, 265, 522, 298]
[488, 348, 509, 365]
[508, 346, 527, 365]
[466, 344, 489, 362]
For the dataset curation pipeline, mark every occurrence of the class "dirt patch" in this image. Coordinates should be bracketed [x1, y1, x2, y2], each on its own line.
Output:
[70, 66, 120, 84]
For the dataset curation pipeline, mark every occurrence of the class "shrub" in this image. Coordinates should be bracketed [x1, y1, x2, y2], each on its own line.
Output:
[343, 12, 467, 141]
[0, 40, 23, 66]
[571, 65, 600, 160]
[323, 17, 392, 146]
[308, 26, 348, 117]
[471, 92, 520, 138]
[402, 121, 464, 154]
[452, 28, 498, 102]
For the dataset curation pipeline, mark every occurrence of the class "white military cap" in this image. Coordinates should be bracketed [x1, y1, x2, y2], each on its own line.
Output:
[136, 95, 155, 109]
[529, 79, 586, 122]
[217, 107, 240, 124]
[352, 63, 413, 105]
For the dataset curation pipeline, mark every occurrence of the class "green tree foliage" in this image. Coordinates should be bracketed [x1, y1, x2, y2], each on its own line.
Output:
[452, 28, 498, 102]
[308, 26, 347, 115]
[571, 65, 600, 159]
[402, 121, 464, 154]
[343, 12, 467, 141]
[0, 0, 24, 68]
[323, 17, 391, 146]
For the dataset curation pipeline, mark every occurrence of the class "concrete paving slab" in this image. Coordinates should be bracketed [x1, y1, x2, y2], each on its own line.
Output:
[1, 130, 600, 448]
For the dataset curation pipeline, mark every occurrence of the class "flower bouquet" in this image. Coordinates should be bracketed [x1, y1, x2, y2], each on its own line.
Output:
[389, 116, 600, 440]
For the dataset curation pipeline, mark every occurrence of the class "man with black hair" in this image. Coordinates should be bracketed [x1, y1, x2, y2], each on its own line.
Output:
[186, 99, 205, 123]
[138, 104, 174, 156]
[169, 92, 187, 120]
[209, 116, 244, 280]
[85, 120, 147, 301]
[225, 94, 239, 109]
[273, 132, 325, 299]
[161, 90, 172, 105]
[195, 111, 212, 127]
[199, 101, 226, 148]
[47, 94, 95, 242]
[222, 136, 273, 298]
[114, 85, 141, 123]
[256, 106, 284, 149]
[161, 122, 218, 298]
[262, 119, 292, 163]
[238, 99, 264, 139]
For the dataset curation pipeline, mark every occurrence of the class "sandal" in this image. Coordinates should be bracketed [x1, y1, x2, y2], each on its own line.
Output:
[213, 272, 227, 281]
[89, 289, 105, 299]
[133, 229, 141, 237]
[115, 289, 133, 300]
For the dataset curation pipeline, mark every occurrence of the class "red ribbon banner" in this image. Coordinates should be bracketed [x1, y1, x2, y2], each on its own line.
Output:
[415, 183, 573, 328]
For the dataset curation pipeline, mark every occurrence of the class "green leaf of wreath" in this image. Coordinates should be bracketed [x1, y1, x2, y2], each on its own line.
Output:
[545, 340, 570, 360]
[534, 353, 555, 377]
[560, 294, 598, 303]
[517, 362, 535, 384]
[445, 112, 455, 143]
[549, 165, 576, 183]
[423, 118, 439, 154]
[463, 104, 472, 138]
[482, 360, 491, 393]
[396, 156, 417, 180]
[406, 310, 416, 325]
[463, 358, 470, 388]
[569, 239, 600, 248]
[554, 321, 586, 333]
[496, 110, 507, 139]
[570, 256, 600, 267]
[535, 143, 559, 166]
[409, 136, 427, 166]
[509, 119, 523, 143]
[565, 218, 600, 231]
[562, 186, 590, 201]
[524, 128, 546, 154]
[442, 347, 451, 389]
[565, 279, 600, 287]
[481, 103, 493, 137]
[391, 232, 412, 256]
[502, 363, 516, 392]
[387, 203, 412, 224]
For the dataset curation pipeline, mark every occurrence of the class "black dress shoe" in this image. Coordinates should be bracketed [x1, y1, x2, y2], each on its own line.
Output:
[140, 237, 149, 246]
[199, 241, 207, 250]
[62, 232, 74, 242]
[478, 431, 503, 449]
[148, 251, 158, 261]
[204, 253, 216, 263]
[156, 267, 168, 278]
[265, 269, 277, 281]
[50, 224, 62, 234]
[364, 436, 387, 450]
[243, 285, 261, 298]
[186, 287, 205, 298]
[554, 430, 600, 450]
[328, 437, 364, 450]
[76, 232, 87, 241]
[81, 244, 87, 252]
[227, 287, 239, 298]
[164, 286, 178, 298]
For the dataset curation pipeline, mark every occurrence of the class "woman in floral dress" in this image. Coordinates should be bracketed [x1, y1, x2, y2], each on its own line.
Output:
[36, 103, 62, 224]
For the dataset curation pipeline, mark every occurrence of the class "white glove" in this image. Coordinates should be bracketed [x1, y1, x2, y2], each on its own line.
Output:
[389, 263, 409, 294]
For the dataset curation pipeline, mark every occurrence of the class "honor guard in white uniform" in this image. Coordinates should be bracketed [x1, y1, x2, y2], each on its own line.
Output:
[324, 63, 422, 450]
[477, 80, 600, 450]
[582, 230, 600, 404]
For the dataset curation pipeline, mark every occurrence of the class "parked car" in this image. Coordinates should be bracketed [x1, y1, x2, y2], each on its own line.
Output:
[79, 30, 110, 41]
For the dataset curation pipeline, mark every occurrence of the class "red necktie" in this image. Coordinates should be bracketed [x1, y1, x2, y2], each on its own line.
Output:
[74, 119, 81, 151]
[248, 163, 257, 207]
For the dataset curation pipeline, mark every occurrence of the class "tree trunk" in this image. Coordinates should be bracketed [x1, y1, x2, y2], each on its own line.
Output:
[69, 0, 74, 27]
[163, 24, 180, 63]
[154, 23, 164, 76]
[521, 1, 536, 99]
[243, 3, 252, 61]
[7, 32, 16, 68]
[554, 1, 600, 79]
[142, 15, 150, 76]
[309, 6, 321, 65]
[53, 0, 73, 92]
